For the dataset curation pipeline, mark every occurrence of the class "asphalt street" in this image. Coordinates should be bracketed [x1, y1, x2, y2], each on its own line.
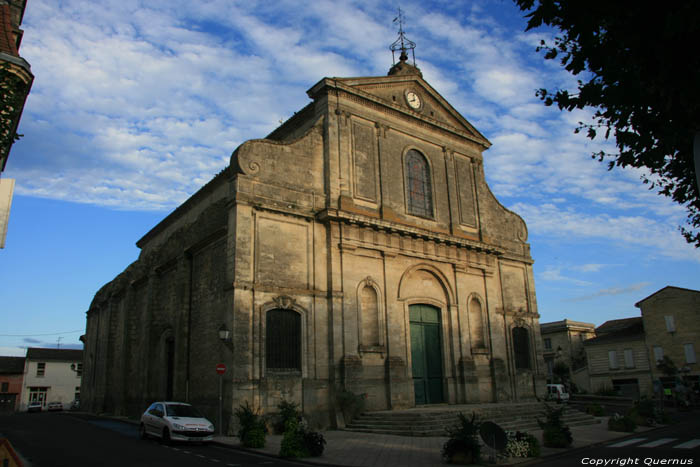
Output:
[0, 411, 303, 467]
[532, 413, 700, 466]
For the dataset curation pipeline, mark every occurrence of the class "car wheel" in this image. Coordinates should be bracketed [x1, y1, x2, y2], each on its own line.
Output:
[139, 424, 148, 440]
[162, 427, 171, 445]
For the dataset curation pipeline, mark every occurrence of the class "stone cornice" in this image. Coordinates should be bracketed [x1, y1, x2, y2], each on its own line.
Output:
[316, 208, 503, 256]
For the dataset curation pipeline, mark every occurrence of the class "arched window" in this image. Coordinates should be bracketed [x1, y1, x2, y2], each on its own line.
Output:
[405, 149, 433, 218]
[266, 309, 301, 371]
[512, 327, 531, 370]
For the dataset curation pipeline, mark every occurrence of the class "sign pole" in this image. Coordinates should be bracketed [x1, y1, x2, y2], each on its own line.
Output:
[215, 363, 226, 436]
[218, 373, 223, 436]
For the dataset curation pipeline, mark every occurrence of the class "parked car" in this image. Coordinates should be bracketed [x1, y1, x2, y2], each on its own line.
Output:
[27, 401, 43, 412]
[546, 384, 570, 403]
[47, 401, 63, 411]
[140, 402, 215, 444]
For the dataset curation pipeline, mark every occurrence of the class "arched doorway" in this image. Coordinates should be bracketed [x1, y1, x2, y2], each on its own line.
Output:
[409, 304, 444, 404]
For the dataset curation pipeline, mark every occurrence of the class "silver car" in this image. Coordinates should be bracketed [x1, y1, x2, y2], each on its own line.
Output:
[140, 402, 215, 444]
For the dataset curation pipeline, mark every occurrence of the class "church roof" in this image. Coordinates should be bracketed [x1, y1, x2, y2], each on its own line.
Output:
[307, 71, 491, 149]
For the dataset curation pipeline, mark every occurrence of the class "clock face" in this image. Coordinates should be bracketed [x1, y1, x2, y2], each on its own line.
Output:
[406, 91, 421, 109]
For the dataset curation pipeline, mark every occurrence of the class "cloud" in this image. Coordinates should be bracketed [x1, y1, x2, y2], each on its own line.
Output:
[511, 202, 700, 263]
[567, 282, 652, 303]
[539, 266, 591, 286]
[23, 338, 41, 344]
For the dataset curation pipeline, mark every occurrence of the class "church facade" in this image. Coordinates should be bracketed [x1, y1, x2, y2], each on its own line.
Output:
[81, 56, 545, 431]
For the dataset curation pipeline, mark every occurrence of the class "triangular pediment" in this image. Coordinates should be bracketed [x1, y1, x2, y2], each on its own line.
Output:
[310, 73, 490, 148]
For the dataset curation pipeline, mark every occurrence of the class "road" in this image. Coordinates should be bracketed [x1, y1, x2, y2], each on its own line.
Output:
[0, 411, 304, 467]
[533, 413, 700, 466]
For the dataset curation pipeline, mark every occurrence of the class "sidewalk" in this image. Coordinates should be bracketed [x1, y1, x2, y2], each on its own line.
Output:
[213, 417, 656, 467]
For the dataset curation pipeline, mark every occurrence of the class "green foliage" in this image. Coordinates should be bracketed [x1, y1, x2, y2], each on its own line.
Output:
[537, 404, 572, 448]
[234, 402, 267, 448]
[274, 399, 301, 434]
[585, 404, 605, 417]
[278, 417, 326, 458]
[608, 413, 637, 432]
[280, 418, 307, 458]
[336, 388, 367, 422]
[513, 1, 700, 246]
[0, 64, 30, 157]
[442, 412, 481, 464]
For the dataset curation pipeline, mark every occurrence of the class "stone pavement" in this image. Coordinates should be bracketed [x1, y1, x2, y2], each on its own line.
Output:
[213, 416, 655, 467]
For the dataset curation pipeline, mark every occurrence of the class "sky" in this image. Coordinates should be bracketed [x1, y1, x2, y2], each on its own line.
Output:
[1, 0, 698, 356]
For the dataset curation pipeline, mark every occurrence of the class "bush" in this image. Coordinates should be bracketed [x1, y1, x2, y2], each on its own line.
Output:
[280, 418, 307, 458]
[504, 431, 540, 458]
[608, 413, 637, 432]
[586, 404, 605, 416]
[537, 404, 572, 448]
[273, 399, 301, 434]
[442, 412, 481, 464]
[279, 417, 326, 458]
[234, 402, 267, 448]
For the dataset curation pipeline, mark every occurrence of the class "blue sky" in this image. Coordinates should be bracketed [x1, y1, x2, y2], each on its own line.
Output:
[1, 0, 698, 356]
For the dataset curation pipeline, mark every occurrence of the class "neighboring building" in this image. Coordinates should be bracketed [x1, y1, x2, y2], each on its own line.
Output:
[583, 318, 653, 399]
[540, 319, 595, 388]
[21, 348, 82, 410]
[0, 0, 32, 172]
[636, 286, 700, 390]
[82, 47, 545, 431]
[0, 356, 24, 412]
[0, 0, 34, 249]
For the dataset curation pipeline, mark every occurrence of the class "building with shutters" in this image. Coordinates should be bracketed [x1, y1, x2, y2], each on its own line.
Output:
[21, 348, 83, 411]
[81, 45, 545, 431]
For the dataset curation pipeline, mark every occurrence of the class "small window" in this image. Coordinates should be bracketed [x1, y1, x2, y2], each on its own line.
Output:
[544, 338, 552, 350]
[36, 362, 45, 377]
[624, 349, 635, 368]
[653, 346, 664, 363]
[512, 327, 531, 370]
[665, 316, 676, 333]
[266, 309, 301, 371]
[75, 386, 81, 401]
[76, 363, 83, 377]
[608, 350, 619, 369]
[405, 150, 433, 218]
[1, 382, 8, 392]
[684, 344, 696, 364]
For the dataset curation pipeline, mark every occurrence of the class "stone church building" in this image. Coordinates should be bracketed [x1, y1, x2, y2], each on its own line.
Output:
[81, 53, 545, 431]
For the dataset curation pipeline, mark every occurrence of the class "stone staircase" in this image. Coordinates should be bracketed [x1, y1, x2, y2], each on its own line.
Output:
[344, 402, 600, 437]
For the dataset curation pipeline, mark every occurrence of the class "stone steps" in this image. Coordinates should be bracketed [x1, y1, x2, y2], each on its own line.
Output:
[344, 403, 600, 437]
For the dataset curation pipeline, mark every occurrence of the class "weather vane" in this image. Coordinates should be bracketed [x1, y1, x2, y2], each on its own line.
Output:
[390, 7, 417, 66]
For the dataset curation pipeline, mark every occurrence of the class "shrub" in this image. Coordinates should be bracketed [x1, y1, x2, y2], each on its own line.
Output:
[504, 431, 540, 458]
[234, 402, 267, 448]
[608, 413, 637, 432]
[280, 418, 307, 458]
[274, 399, 301, 434]
[442, 412, 481, 464]
[303, 429, 327, 457]
[537, 404, 572, 448]
[279, 417, 326, 458]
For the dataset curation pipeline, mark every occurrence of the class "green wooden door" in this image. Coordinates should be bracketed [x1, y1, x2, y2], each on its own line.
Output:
[409, 304, 444, 404]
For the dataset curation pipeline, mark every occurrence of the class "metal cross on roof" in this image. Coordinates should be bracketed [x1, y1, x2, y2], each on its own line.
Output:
[390, 8, 417, 66]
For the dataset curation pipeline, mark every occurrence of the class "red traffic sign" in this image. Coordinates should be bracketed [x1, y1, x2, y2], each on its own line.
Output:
[215, 363, 226, 375]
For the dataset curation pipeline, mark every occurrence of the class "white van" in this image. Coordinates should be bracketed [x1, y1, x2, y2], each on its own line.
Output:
[546, 384, 570, 402]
